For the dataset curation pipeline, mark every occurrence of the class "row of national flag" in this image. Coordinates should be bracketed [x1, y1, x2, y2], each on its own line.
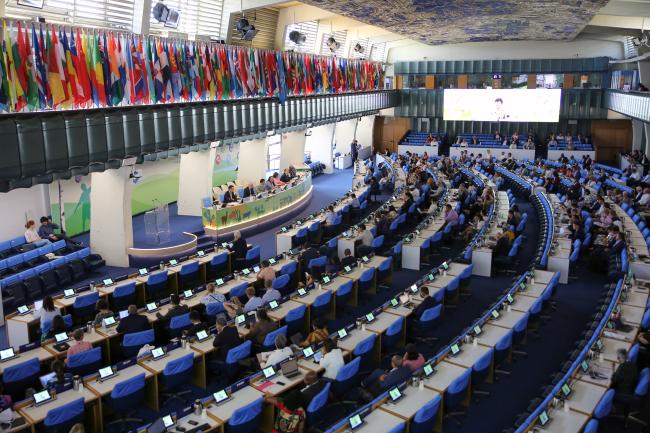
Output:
[0, 21, 386, 113]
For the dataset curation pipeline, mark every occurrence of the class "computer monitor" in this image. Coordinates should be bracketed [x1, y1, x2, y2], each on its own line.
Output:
[450, 343, 460, 356]
[119, 310, 129, 319]
[216, 278, 225, 286]
[365, 313, 375, 323]
[196, 330, 209, 342]
[39, 372, 56, 388]
[55, 332, 69, 343]
[98, 366, 115, 380]
[162, 415, 174, 429]
[102, 278, 114, 286]
[151, 347, 166, 360]
[0, 348, 16, 361]
[538, 410, 550, 426]
[561, 382, 571, 398]
[302, 347, 314, 358]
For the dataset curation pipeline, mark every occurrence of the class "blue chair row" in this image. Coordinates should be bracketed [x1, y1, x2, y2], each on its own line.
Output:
[0, 240, 67, 277]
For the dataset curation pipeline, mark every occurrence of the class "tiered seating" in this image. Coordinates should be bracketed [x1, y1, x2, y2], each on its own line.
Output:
[1, 247, 105, 311]
[398, 131, 446, 147]
[548, 137, 594, 151]
[455, 133, 529, 149]
[0, 240, 68, 278]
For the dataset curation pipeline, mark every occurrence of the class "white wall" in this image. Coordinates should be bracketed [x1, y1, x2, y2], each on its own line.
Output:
[237, 138, 269, 184]
[280, 131, 306, 169]
[334, 119, 357, 155]
[0, 185, 50, 240]
[386, 38, 624, 64]
[306, 124, 335, 174]
[177, 148, 216, 216]
[356, 116, 375, 152]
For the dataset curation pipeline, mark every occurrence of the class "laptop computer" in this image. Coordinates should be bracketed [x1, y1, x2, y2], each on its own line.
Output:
[151, 347, 167, 360]
[16, 305, 30, 315]
[39, 372, 56, 388]
[196, 330, 210, 342]
[98, 366, 117, 381]
[102, 278, 115, 287]
[348, 414, 364, 430]
[119, 310, 129, 319]
[0, 347, 17, 362]
[183, 289, 194, 299]
[139, 268, 149, 276]
[33, 390, 53, 406]
[313, 351, 323, 363]
[302, 346, 315, 359]
[280, 359, 301, 378]
[34, 299, 43, 310]
[63, 288, 76, 298]
[213, 389, 231, 405]
[399, 293, 411, 306]
[55, 332, 69, 343]
[262, 366, 277, 379]
[337, 328, 349, 340]
[388, 387, 403, 402]
[102, 316, 117, 328]
[146, 302, 159, 313]
[268, 300, 280, 311]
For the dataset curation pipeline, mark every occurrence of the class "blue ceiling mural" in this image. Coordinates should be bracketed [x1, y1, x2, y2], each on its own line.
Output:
[300, 0, 610, 45]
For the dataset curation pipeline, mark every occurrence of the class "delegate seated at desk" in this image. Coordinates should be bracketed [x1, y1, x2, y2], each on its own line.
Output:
[612, 348, 639, 405]
[229, 230, 248, 261]
[360, 355, 412, 399]
[341, 249, 357, 268]
[156, 294, 189, 322]
[116, 305, 151, 334]
[411, 286, 436, 320]
[357, 224, 374, 257]
[260, 334, 293, 368]
[243, 183, 256, 199]
[213, 317, 243, 360]
[224, 287, 263, 318]
[222, 185, 239, 205]
[299, 371, 326, 407]
[247, 309, 277, 346]
[320, 338, 345, 380]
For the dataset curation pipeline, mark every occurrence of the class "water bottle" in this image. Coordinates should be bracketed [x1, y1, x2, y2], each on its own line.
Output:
[181, 335, 188, 349]
[86, 321, 93, 334]
[73, 375, 81, 391]
[89, 281, 95, 292]
[160, 260, 165, 270]
[194, 399, 203, 416]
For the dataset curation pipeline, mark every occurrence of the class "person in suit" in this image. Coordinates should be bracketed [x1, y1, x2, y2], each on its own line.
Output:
[300, 246, 319, 273]
[242, 183, 256, 199]
[492, 230, 511, 257]
[156, 294, 189, 322]
[361, 355, 412, 397]
[340, 249, 356, 269]
[299, 371, 326, 407]
[212, 317, 243, 360]
[116, 305, 151, 335]
[612, 348, 639, 405]
[229, 230, 248, 261]
[411, 286, 437, 320]
[569, 220, 585, 243]
[609, 232, 626, 256]
[247, 308, 277, 347]
[222, 185, 239, 204]
[280, 168, 292, 183]
[185, 310, 207, 336]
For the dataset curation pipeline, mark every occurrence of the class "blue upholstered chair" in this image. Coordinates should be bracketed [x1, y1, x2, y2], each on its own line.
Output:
[411, 394, 442, 433]
[106, 372, 146, 429]
[179, 261, 200, 291]
[67, 346, 102, 377]
[169, 313, 192, 338]
[112, 282, 137, 311]
[146, 271, 169, 301]
[72, 291, 100, 320]
[261, 325, 288, 352]
[226, 396, 263, 433]
[306, 382, 331, 429]
[160, 353, 194, 406]
[122, 329, 155, 358]
[311, 290, 332, 320]
[285, 304, 307, 337]
[208, 252, 230, 278]
[353, 333, 377, 373]
[43, 397, 84, 433]
[3, 357, 40, 402]
[444, 368, 471, 425]
[382, 316, 404, 355]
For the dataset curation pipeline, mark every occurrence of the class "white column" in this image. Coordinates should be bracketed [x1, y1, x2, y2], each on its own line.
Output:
[237, 138, 269, 184]
[132, 0, 152, 34]
[356, 115, 375, 154]
[306, 124, 335, 174]
[638, 60, 650, 85]
[334, 119, 357, 156]
[279, 131, 306, 169]
[89, 167, 133, 267]
[632, 119, 644, 152]
[645, 124, 650, 157]
[177, 148, 215, 216]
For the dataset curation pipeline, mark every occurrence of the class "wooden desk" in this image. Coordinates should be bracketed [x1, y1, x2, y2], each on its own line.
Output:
[379, 386, 441, 421]
[365, 313, 403, 343]
[622, 290, 649, 308]
[538, 407, 589, 433]
[425, 274, 457, 290]
[43, 328, 109, 361]
[520, 283, 548, 299]
[383, 305, 414, 319]
[601, 337, 633, 363]
[6, 311, 41, 347]
[445, 262, 470, 277]
[250, 368, 307, 396]
[85, 364, 158, 411]
[138, 346, 206, 393]
[17, 387, 100, 433]
[532, 270, 555, 285]
[422, 361, 469, 394]
[332, 408, 404, 433]
[620, 304, 645, 326]
[445, 344, 492, 377]
[205, 386, 264, 425]
[338, 329, 380, 367]
[477, 324, 514, 348]
[0, 348, 54, 376]
[171, 411, 219, 433]
[567, 379, 609, 416]
[294, 288, 335, 320]
[574, 361, 615, 388]
[510, 295, 537, 313]
[490, 309, 527, 330]
[340, 265, 377, 296]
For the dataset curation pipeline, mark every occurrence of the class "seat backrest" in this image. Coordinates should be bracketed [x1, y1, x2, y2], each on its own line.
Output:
[211, 252, 229, 265]
[421, 304, 442, 322]
[229, 396, 263, 427]
[353, 333, 376, 357]
[635, 368, 650, 397]
[163, 352, 194, 376]
[280, 261, 297, 275]
[147, 271, 169, 285]
[246, 245, 261, 261]
[413, 394, 442, 424]
[3, 357, 40, 383]
[360, 267, 375, 282]
[272, 274, 290, 290]
[226, 340, 252, 364]
[230, 282, 249, 298]
[385, 316, 404, 337]
[472, 347, 494, 372]
[113, 281, 136, 297]
[335, 356, 361, 382]
[67, 346, 102, 368]
[44, 397, 84, 427]
[309, 256, 327, 268]
[378, 256, 392, 271]
[263, 325, 288, 347]
[285, 304, 307, 322]
[337, 279, 353, 296]
[495, 329, 514, 351]
[180, 261, 200, 275]
[594, 389, 614, 419]
[169, 313, 192, 330]
[447, 368, 471, 395]
[307, 382, 331, 414]
[313, 290, 332, 307]
[123, 329, 155, 347]
[73, 291, 100, 309]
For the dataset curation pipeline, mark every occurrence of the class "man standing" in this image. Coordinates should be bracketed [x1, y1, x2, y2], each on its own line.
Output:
[351, 139, 359, 163]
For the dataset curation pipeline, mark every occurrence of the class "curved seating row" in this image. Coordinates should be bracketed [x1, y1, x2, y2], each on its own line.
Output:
[0, 240, 69, 278]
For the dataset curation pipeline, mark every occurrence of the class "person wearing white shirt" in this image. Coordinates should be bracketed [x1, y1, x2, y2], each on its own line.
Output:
[36, 296, 61, 332]
[200, 283, 226, 306]
[320, 338, 345, 380]
[261, 334, 293, 368]
[410, 186, 420, 200]
[324, 205, 336, 225]
[639, 188, 650, 206]
[24, 220, 50, 247]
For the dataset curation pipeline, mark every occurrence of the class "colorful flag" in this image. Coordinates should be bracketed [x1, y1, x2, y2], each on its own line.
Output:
[45, 26, 66, 108]
[54, 27, 71, 108]
[89, 31, 107, 106]
[71, 29, 92, 106]
[107, 33, 124, 105]
[20, 23, 38, 109]
[0, 32, 9, 111]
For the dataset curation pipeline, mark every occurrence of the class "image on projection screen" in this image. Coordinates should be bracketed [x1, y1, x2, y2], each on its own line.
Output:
[443, 89, 562, 122]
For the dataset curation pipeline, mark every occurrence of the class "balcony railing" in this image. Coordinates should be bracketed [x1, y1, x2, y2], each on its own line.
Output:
[605, 90, 650, 123]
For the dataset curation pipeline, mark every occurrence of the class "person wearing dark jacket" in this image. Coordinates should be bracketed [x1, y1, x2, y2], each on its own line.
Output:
[222, 185, 239, 205]
[242, 183, 256, 199]
[300, 246, 319, 272]
[116, 305, 151, 335]
[569, 221, 585, 243]
[340, 249, 357, 269]
[492, 231, 511, 257]
[230, 230, 248, 261]
[156, 294, 189, 322]
[361, 355, 413, 397]
[300, 371, 326, 407]
[411, 286, 437, 320]
[212, 317, 243, 360]
[185, 310, 208, 336]
[612, 348, 639, 405]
